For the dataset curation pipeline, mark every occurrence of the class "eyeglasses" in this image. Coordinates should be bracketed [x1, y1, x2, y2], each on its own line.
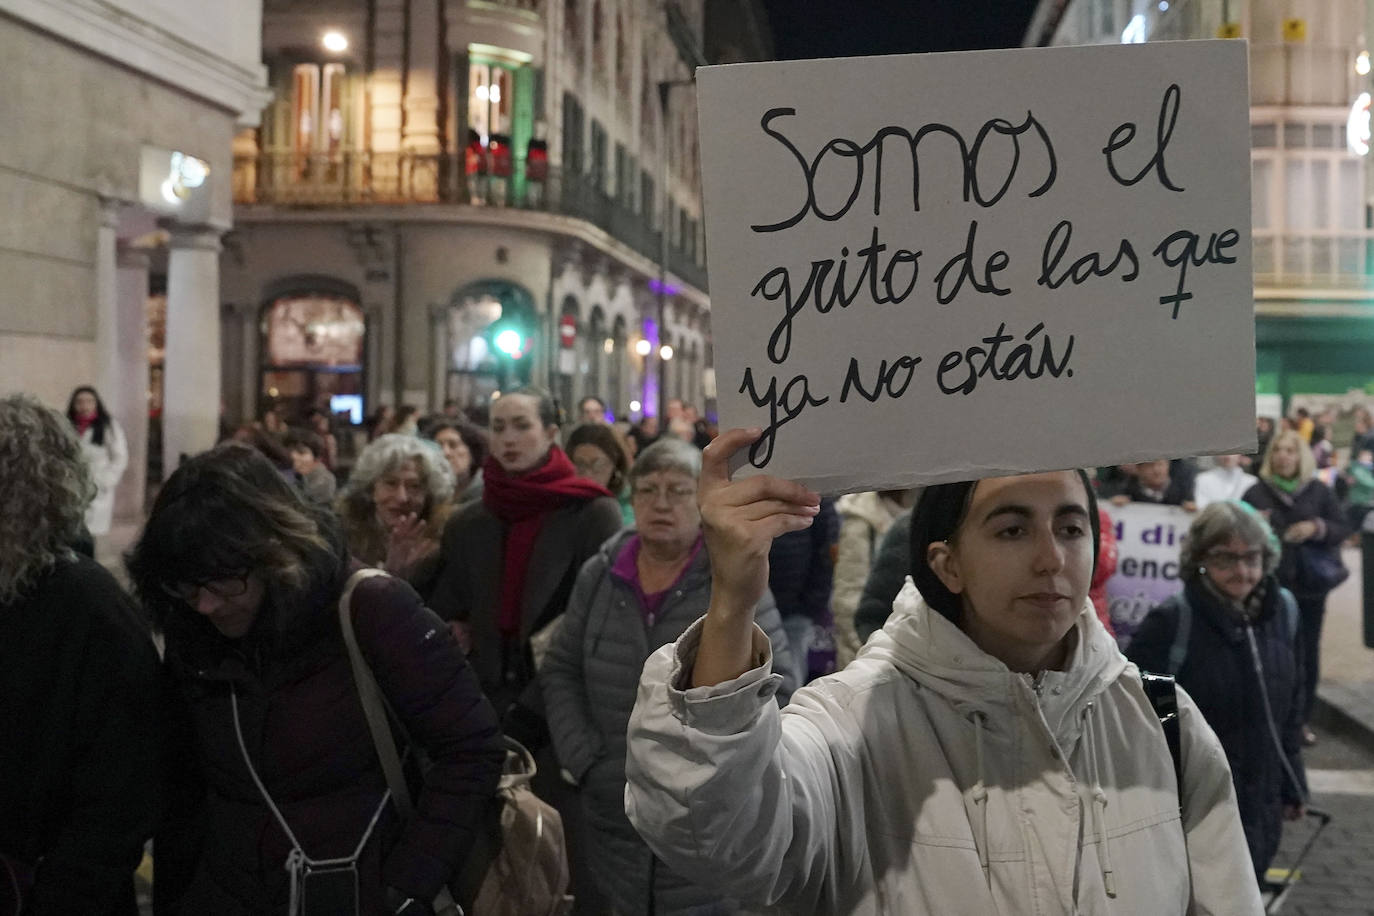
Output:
[1205, 550, 1263, 571]
[161, 575, 251, 604]
[631, 484, 697, 504]
[573, 457, 613, 476]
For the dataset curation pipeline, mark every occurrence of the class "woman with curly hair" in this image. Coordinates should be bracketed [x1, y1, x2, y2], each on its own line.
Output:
[0, 394, 161, 916]
[66, 385, 128, 537]
[127, 443, 503, 916]
[336, 433, 455, 598]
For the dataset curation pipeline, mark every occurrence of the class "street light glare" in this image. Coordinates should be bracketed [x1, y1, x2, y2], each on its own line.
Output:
[1358, 51, 1371, 77]
[322, 31, 348, 53]
[635, 338, 652, 356]
[494, 328, 523, 356]
[659, 344, 674, 361]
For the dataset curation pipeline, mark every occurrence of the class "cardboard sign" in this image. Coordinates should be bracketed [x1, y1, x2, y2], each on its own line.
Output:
[1102, 501, 1193, 647]
[696, 41, 1255, 493]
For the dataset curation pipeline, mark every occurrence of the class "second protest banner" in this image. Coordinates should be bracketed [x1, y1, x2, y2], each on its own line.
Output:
[696, 40, 1254, 493]
[1102, 501, 1192, 647]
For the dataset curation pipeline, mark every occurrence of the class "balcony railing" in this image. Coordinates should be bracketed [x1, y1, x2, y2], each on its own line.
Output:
[1253, 229, 1374, 291]
[233, 150, 708, 292]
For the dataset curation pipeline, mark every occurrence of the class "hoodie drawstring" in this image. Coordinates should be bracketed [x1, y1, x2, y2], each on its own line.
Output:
[968, 711, 991, 876]
[1080, 701, 1117, 898]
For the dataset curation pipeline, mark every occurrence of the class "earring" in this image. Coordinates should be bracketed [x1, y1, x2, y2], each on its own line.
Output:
[1198, 566, 1207, 575]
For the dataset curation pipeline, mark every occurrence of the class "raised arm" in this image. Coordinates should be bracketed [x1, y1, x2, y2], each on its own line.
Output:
[692, 428, 820, 688]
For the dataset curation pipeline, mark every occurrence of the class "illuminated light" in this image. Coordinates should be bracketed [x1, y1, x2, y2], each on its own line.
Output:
[494, 328, 524, 356]
[160, 178, 183, 205]
[322, 31, 348, 53]
[659, 344, 674, 361]
[634, 338, 652, 356]
[629, 400, 642, 412]
[1358, 51, 1371, 76]
[174, 152, 208, 189]
[268, 387, 280, 397]
[1158, 0, 1168, 10]
[1122, 14, 1146, 43]
[491, 390, 502, 400]
[489, 84, 501, 104]
[603, 337, 614, 354]
[476, 84, 489, 102]
[1349, 92, 1371, 156]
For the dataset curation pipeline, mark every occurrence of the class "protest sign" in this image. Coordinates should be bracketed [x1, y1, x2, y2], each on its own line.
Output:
[1102, 501, 1193, 647]
[696, 41, 1255, 493]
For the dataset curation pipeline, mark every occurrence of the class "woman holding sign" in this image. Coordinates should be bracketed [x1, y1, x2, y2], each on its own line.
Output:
[624, 429, 1258, 915]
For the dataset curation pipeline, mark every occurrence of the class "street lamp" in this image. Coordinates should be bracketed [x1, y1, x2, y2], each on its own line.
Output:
[659, 344, 674, 361]
[321, 31, 349, 53]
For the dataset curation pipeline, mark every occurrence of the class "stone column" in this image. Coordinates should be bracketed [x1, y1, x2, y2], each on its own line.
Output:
[161, 224, 224, 477]
[404, 0, 442, 201]
[371, 0, 407, 199]
[113, 246, 150, 520]
[94, 199, 121, 398]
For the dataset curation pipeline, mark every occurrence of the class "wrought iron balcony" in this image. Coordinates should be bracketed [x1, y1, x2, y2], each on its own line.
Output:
[232, 149, 708, 293]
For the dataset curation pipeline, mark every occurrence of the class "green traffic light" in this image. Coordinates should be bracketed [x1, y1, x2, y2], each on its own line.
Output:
[494, 328, 524, 357]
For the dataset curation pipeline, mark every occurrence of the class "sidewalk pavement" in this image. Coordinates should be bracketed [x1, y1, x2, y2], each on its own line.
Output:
[1311, 546, 1374, 752]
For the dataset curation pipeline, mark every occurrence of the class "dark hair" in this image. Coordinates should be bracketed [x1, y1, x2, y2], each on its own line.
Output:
[566, 422, 629, 492]
[428, 419, 488, 477]
[66, 385, 112, 447]
[127, 443, 341, 630]
[285, 427, 326, 460]
[498, 386, 558, 428]
[578, 395, 606, 413]
[909, 471, 1100, 622]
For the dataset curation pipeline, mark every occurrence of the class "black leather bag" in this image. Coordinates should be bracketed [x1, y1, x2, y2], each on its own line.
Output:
[1296, 542, 1349, 593]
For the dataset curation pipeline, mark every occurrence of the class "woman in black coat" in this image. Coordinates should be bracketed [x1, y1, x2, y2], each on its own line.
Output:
[1127, 500, 1306, 884]
[127, 444, 505, 916]
[1242, 429, 1349, 741]
[0, 394, 161, 916]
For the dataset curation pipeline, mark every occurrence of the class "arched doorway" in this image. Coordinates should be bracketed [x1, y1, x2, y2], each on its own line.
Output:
[258, 277, 366, 422]
[446, 279, 538, 413]
[585, 305, 606, 409]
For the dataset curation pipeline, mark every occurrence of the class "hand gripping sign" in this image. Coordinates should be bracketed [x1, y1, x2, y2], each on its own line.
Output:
[696, 41, 1254, 493]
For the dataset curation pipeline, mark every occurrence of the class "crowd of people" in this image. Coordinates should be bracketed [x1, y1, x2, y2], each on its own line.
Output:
[0, 383, 1363, 915]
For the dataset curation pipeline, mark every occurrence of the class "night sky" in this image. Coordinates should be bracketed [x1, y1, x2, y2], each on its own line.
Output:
[762, 0, 1040, 59]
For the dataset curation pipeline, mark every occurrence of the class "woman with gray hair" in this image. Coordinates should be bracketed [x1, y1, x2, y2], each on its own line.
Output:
[0, 394, 161, 915]
[336, 432, 454, 596]
[540, 437, 796, 915]
[1126, 499, 1307, 886]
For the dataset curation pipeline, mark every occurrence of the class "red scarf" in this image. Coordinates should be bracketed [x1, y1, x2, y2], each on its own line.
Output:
[74, 414, 95, 437]
[482, 446, 611, 637]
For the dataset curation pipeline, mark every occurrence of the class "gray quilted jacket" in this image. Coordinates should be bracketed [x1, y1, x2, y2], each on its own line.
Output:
[540, 528, 797, 915]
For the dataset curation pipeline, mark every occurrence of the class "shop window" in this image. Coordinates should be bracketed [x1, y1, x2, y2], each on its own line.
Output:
[260, 292, 366, 419]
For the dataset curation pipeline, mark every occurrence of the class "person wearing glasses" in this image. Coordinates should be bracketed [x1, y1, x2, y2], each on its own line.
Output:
[565, 422, 634, 525]
[1127, 501, 1307, 886]
[126, 443, 504, 916]
[622, 430, 1258, 915]
[541, 438, 796, 915]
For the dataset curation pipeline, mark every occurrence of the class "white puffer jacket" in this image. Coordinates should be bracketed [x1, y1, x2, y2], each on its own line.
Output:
[625, 581, 1260, 915]
[80, 418, 128, 536]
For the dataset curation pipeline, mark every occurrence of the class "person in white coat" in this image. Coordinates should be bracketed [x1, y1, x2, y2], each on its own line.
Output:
[624, 428, 1261, 915]
[66, 386, 128, 537]
[832, 489, 917, 667]
[1193, 454, 1257, 511]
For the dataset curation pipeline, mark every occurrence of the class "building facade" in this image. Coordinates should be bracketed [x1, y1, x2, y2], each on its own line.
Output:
[1026, 0, 1374, 411]
[0, 0, 269, 517]
[225, 0, 770, 429]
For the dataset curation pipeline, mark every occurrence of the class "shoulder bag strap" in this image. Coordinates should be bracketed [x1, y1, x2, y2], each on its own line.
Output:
[1278, 587, 1300, 644]
[338, 568, 415, 815]
[1139, 672, 1183, 805]
[1166, 589, 1192, 676]
[337, 569, 463, 915]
